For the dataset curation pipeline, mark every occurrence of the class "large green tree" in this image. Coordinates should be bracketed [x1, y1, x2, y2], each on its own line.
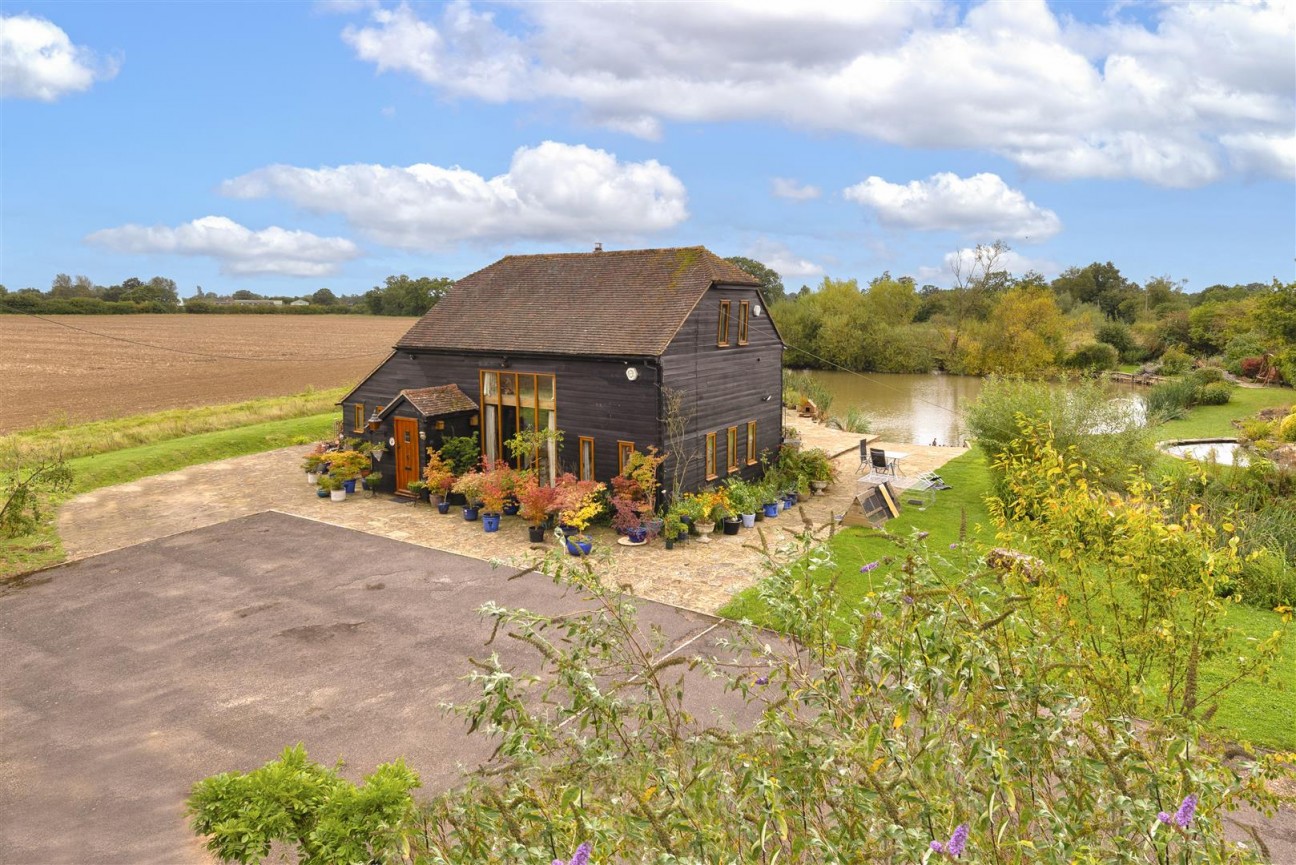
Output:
[724, 256, 785, 302]
[364, 275, 452, 316]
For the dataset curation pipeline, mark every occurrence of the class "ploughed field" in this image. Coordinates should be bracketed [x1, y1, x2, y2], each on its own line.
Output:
[0, 315, 417, 433]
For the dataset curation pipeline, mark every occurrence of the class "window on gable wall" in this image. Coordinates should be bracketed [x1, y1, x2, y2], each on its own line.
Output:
[746, 420, 758, 465]
[705, 432, 717, 480]
[727, 426, 739, 472]
[353, 403, 365, 433]
[717, 300, 731, 347]
[738, 300, 750, 345]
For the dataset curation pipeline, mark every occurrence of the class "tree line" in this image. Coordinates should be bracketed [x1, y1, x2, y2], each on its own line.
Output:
[725, 246, 1296, 384]
[0, 274, 452, 317]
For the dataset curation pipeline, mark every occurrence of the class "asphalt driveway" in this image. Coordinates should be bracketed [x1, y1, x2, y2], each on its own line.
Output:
[0, 511, 734, 864]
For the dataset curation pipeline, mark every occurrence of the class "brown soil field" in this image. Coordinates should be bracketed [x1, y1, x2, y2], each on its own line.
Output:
[0, 315, 418, 433]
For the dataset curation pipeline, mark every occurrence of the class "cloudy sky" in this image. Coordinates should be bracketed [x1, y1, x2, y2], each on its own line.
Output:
[3, 0, 1293, 297]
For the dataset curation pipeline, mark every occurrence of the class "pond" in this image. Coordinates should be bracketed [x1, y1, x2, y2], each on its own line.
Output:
[796, 370, 1141, 446]
[1160, 439, 1250, 467]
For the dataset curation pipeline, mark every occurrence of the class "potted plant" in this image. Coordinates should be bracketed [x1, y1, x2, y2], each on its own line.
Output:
[406, 480, 430, 502]
[439, 434, 480, 504]
[363, 471, 383, 495]
[318, 474, 346, 502]
[517, 472, 561, 543]
[324, 450, 369, 494]
[452, 467, 487, 522]
[726, 478, 759, 529]
[662, 511, 684, 550]
[555, 474, 605, 556]
[618, 447, 666, 537]
[423, 447, 456, 512]
[782, 425, 802, 450]
[478, 459, 518, 533]
[302, 446, 328, 485]
[800, 447, 838, 494]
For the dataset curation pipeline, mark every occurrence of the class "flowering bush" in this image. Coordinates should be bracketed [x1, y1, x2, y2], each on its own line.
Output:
[451, 467, 487, 506]
[422, 447, 456, 497]
[516, 472, 561, 526]
[322, 450, 369, 482]
[681, 487, 730, 523]
[554, 473, 605, 532]
[479, 459, 520, 514]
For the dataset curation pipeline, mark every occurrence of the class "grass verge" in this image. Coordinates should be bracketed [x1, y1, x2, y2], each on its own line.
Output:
[1153, 385, 1292, 441]
[0, 386, 347, 461]
[1, 409, 338, 579]
[719, 449, 1294, 750]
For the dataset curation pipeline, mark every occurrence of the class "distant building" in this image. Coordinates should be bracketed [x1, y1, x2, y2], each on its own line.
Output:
[289, 299, 309, 307]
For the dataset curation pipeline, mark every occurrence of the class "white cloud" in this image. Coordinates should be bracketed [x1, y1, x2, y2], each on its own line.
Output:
[772, 177, 821, 201]
[746, 239, 824, 279]
[843, 172, 1061, 242]
[86, 216, 361, 277]
[221, 141, 689, 250]
[0, 14, 118, 101]
[338, 0, 1296, 186]
[1221, 132, 1296, 179]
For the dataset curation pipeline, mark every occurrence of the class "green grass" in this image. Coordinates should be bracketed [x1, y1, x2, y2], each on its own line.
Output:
[1, 386, 348, 461]
[719, 448, 1295, 750]
[1, 409, 339, 579]
[1153, 385, 1292, 441]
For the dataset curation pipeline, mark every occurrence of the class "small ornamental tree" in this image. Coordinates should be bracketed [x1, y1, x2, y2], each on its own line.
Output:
[0, 445, 72, 538]
[422, 447, 456, 499]
[516, 472, 561, 526]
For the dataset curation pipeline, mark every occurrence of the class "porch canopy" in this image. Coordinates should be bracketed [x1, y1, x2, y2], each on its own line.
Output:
[377, 384, 478, 421]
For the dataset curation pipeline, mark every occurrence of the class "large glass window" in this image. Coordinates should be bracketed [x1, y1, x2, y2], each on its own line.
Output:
[479, 370, 556, 482]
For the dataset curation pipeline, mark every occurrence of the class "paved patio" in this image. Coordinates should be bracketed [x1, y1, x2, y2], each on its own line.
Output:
[58, 412, 968, 613]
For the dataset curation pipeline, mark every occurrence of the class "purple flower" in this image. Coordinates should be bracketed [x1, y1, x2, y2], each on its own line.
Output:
[949, 543, 959, 550]
[1174, 794, 1197, 828]
[860, 561, 880, 573]
[931, 824, 968, 858]
[916, 531, 929, 541]
[947, 823, 968, 856]
[1157, 811, 1173, 825]
[755, 675, 769, 686]
[554, 842, 591, 865]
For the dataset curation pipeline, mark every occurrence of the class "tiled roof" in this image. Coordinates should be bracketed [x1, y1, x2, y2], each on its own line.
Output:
[396, 246, 760, 357]
[382, 384, 477, 418]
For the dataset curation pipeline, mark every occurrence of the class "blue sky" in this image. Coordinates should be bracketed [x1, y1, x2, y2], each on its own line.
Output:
[2, 0, 1293, 298]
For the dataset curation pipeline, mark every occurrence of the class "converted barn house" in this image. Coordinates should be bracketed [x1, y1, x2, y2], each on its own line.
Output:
[340, 246, 785, 496]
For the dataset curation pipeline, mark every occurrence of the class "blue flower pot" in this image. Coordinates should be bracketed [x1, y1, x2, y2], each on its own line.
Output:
[436, 501, 451, 514]
[342, 479, 357, 494]
[565, 536, 593, 557]
[502, 503, 520, 516]
[626, 526, 648, 544]
[482, 512, 501, 532]
[316, 488, 330, 498]
[462, 506, 479, 521]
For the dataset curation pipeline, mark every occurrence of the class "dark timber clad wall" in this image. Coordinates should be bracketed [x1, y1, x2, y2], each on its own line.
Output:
[661, 285, 784, 493]
[346, 349, 659, 487]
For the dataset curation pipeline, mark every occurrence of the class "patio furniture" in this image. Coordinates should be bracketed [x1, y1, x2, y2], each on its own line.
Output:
[870, 448, 900, 476]
[891, 471, 939, 511]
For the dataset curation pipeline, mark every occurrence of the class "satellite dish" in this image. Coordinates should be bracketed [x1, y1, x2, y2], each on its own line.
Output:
[625, 367, 639, 381]
[753, 304, 763, 316]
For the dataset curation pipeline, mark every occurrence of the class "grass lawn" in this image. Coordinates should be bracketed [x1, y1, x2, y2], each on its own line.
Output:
[1, 407, 339, 579]
[720, 447, 1295, 750]
[1153, 385, 1292, 441]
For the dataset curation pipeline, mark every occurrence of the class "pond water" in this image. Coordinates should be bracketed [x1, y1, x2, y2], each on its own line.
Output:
[797, 370, 1141, 446]
[796, 371, 983, 446]
[1161, 440, 1250, 467]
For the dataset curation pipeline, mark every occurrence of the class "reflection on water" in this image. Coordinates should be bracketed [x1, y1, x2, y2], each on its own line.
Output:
[1163, 441, 1249, 466]
[800, 370, 1142, 446]
[801, 371, 983, 446]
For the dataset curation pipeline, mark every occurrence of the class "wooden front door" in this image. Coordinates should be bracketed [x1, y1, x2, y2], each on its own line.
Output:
[393, 417, 420, 494]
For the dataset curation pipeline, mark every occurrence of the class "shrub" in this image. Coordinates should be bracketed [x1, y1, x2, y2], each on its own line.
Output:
[1224, 332, 1269, 374]
[1146, 377, 1197, 422]
[965, 377, 1155, 493]
[1095, 321, 1136, 357]
[1195, 382, 1233, 406]
[1239, 356, 1265, 379]
[784, 370, 834, 416]
[1188, 366, 1227, 386]
[1281, 413, 1296, 443]
[1236, 548, 1296, 611]
[438, 434, 480, 475]
[1157, 345, 1193, 375]
[1064, 341, 1118, 371]
[1238, 418, 1275, 442]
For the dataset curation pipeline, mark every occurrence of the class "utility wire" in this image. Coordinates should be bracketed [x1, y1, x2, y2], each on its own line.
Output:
[11, 310, 390, 362]
[781, 339, 967, 421]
